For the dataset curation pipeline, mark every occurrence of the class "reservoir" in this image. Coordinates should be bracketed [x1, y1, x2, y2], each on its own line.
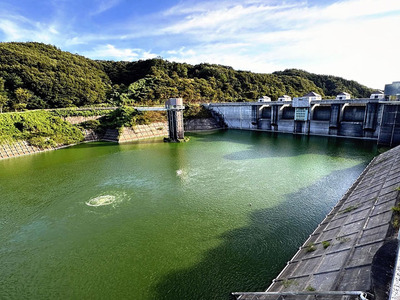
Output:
[0, 130, 378, 299]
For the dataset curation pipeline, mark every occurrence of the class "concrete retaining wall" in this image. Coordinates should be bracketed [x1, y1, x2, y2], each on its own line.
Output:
[0, 141, 57, 159]
[0, 129, 100, 160]
[118, 122, 168, 143]
[63, 116, 103, 124]
[184, 117, 223, 131]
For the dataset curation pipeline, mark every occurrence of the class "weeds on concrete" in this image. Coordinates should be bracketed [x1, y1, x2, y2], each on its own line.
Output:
[282, 279, 298, 288]
[322, 241, 331, 249]
[393, 217, 400, 230]
[336, 236, 351, 243]
[306, 286, 316, 291]
[391, 202, 400, 229]
[339, 205, 358, 214]
[306, 243, 317, 252]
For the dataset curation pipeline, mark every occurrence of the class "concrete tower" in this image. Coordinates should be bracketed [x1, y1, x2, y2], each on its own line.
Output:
[165, 98, 185, 142]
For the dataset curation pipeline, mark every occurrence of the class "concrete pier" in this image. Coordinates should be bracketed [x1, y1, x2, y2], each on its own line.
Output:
[233, 145, 400, 299]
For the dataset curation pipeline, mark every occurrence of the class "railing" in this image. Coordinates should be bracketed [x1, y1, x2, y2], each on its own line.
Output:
[231, 291, 373, 300]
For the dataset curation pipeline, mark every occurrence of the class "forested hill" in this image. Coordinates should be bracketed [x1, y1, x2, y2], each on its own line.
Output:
[273, 69, 372, 99]
[0, 42, 110, 110]
[0, 42, 373, 111]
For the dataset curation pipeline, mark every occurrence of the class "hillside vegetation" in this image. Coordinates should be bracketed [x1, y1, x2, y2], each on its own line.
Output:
[0, 42, 373, 112]
[0, 111, 84, 148]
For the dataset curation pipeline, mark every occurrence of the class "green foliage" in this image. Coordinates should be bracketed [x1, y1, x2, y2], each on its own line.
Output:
[339, 205, 358, 214]
[51, 108, 115, 118]
[336, 236, 351, 243]
[306, 243, 317, 252]
[393, 217, 400, 229]
[0, 43, 374, 111]
[109, 60, 327, 103]
[79, 119, 101, 131]
[273, 69, 373, 98]
[306, 286, 316, 291]
[183, 103, 213, 119]
[98, 107, 165, 130]
[0, 111, 83, 147]
[392, 205, 400, 213]
[282, 279, 298, 288]
[0, 42, 110, 111]
[322, 241, 331, 249]
[0, 94, 8, 113]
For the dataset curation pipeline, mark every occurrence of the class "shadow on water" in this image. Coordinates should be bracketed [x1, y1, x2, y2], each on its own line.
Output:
[154, 163, 368, 300]
[189, 130, 378, 160]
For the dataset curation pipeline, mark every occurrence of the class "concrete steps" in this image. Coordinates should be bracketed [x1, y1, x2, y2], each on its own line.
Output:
[102, 129, 120, 142]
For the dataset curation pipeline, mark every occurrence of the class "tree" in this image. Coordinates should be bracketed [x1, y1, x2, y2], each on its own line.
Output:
[13, 88, 32, 111]
[0, 94, 7, 113]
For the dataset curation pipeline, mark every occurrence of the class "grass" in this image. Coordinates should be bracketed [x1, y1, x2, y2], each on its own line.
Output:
[339, 205, 358, 214]
[305, 243, 317, 252]
[395, 186, 400, 191]
[282, 279, 298, 288]
[391, 201, 400, 230]
[392, 205, 400, 213]
[336, 236, 351, 243]
[0, 110, 83, 147]
[321, 241, 331, 249]
[393, 217, 400, 230]
[306, 286, 316, 291]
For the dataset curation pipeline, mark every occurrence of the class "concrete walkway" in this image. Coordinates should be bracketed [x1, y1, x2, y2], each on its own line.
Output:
[236, 145, 400, 299]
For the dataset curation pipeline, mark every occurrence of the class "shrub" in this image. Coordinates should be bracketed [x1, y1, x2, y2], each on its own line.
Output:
[322, 241, 331, 249]
[306, 243, 317, 252]
[0, 111, 84, 146]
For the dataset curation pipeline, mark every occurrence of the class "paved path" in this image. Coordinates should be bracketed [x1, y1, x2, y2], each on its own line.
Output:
[237, 145, 400, 299]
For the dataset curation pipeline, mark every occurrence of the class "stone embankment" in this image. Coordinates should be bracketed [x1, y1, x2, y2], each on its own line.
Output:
[0, 140, 55, 159]
[0, 129, 99, 160]
[103, 122, 169, 143]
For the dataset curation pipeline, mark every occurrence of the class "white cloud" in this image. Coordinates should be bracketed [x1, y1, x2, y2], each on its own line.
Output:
[90, 0, 122, 16]
[0, 15, 60, 43]
[0, 0, 399, 88]
[81, 44, 158, 61]
[159, 0, 400, 88]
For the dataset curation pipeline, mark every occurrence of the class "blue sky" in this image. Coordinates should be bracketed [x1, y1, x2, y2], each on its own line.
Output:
[0, 0, 399, 88]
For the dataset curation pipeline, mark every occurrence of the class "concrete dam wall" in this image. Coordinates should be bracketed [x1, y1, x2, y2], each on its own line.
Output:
[206, 99, 400, 146]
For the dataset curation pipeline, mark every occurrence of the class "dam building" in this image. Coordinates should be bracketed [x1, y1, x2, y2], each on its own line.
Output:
[385, 81, 400, 101]
[206, 92, 400, 147]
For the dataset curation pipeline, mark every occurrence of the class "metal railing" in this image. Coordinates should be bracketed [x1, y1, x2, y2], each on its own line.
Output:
[231, 291, 373, 300]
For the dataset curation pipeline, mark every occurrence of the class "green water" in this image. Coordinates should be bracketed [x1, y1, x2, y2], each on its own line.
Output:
[0, 130, 377, 299]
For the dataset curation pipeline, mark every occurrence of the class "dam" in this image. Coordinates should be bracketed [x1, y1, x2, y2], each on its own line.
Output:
[206, 99, 400, 147]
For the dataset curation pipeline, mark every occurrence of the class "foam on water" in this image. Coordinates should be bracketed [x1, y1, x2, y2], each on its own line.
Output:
[86, 195, 116, 207]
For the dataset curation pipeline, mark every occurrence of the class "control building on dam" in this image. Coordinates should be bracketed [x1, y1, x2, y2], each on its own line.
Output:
[205, 92, 400, 147]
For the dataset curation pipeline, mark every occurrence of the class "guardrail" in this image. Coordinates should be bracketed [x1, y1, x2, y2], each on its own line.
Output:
[231, 291, 373, 300]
